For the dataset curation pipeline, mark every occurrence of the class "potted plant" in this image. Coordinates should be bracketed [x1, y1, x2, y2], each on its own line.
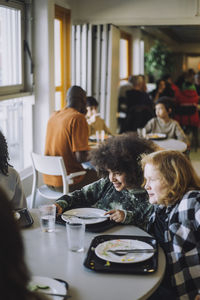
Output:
[145, 40, 175, 82]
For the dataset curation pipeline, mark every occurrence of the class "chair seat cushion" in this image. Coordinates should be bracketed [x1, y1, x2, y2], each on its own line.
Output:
[38, 185, 64, 200]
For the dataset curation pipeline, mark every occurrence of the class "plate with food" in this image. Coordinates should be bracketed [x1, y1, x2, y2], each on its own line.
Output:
[61, 207, 109, 225]
[146, 133, 167, 140]
[95, 239, 154, 263]
[29, 276, 67, 300]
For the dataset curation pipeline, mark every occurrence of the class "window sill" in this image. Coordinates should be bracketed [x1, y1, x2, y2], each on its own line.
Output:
[0, 92, 33, 101]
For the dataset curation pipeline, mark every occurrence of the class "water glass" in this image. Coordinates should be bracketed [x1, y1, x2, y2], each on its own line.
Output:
[96, 130, 100, 143]
[66, 220, 85, 252]
[101, 130, 105, 142]
[39, 204, 56, 232]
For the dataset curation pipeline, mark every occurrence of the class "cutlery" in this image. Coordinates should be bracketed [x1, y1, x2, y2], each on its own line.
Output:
[107, 248, 156, 256]
[63, 214, 109, 219]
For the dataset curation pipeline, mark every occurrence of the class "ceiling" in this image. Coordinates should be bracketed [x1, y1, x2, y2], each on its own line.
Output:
[141, 25, 200, 43]
[158, 26, 200, 43]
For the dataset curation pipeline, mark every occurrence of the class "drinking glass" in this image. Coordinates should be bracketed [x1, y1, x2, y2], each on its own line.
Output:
[39, 204, 56, 232]
[66, 220, 85, 252]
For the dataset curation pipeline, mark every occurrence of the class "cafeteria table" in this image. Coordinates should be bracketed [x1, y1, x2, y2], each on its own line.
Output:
[22, 209, 166, 300]
[153, 138, 187, 152]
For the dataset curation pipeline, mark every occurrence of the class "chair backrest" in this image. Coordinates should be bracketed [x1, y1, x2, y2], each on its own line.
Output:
[30, 153, 69, 208]
[31, 152, 67, 177]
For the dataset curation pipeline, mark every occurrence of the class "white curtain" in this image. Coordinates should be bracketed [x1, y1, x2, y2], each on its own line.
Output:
[71, 24, 120, 133]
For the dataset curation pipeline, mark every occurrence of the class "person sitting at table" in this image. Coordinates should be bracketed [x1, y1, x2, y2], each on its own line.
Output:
[55, 133, 157, 228]
[86, 96, 112, 137]
[0, 188, 48, 300]
[141, 150, 200, 300]
[0, 130, 27, 209]
[149, 79, 175, 104]
[144, 96, 189, 146]
[44, 85, 99, 192]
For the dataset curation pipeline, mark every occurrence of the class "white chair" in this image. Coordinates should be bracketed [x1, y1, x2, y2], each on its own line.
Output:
[30, 152, 86, 208]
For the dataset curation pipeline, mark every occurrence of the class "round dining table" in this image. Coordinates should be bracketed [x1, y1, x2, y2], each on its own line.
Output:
[22, 209, 166, 300]
[152, 138, 187, 152]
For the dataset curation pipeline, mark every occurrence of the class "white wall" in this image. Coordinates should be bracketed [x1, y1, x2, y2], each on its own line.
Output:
[33, 0, 71, 155]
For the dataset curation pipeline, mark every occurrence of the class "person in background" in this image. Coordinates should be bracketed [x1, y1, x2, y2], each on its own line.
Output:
[0, 188, 48, 300]
[162, 74, 181, 100]
[123, 75, 154, 132]
[138, 74, 147, 92]
[144, 97, 189, 146]
[175, 69, 199, 128]
[194, 71, 200, 96]
[118, 75, 135, 98]
[142, 150, 200, 300]
[55, 133, 157, 228]
[117, 75, 135, 133]
[149, 79, 175, 104]
[0, 131, 27, 209]
[86, 96, 112, 136]
[44, 86, 98, 192]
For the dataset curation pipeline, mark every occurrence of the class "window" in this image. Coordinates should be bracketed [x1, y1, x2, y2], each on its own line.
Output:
[0, 96, 34, 172]
[119, 32, 131, 81]
[0, 1, 33, 173]
[54, 5, 71, 110]
[0, 2, 24, 95]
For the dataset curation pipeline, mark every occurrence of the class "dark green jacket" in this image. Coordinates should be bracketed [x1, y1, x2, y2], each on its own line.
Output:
[56, 178, 152, 229]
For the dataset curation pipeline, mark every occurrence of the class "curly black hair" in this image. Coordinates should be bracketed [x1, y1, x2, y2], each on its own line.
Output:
[89, 132, 157, 188]
[0, 131, 11, 175]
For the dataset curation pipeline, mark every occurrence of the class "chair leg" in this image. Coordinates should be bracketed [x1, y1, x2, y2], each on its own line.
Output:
[193, 127, 198, 152]
[30, 189, 36, 209]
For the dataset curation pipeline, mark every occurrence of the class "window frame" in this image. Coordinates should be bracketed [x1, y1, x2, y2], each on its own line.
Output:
[0, 0, 25, 97]
[119, 31, 132, 81]
[54, 5, 71, 109]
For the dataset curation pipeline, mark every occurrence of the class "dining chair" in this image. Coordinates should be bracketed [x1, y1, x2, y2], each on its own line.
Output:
[30, 152, 86, 208]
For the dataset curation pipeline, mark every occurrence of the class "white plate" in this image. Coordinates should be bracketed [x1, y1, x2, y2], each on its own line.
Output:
[61, 207, 108, 225]
[95, 239, 154, 263]
[146, 133, 167, 140]
[29, 276, 67, 300]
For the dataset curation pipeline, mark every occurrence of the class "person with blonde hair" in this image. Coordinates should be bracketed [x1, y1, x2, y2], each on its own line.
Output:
[141, 150, 200, 300]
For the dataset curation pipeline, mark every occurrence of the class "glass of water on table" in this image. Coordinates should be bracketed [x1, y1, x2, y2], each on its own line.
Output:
[39, 204, 56, 232]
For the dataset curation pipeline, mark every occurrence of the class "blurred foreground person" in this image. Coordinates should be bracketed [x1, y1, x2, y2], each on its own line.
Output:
[0, 188, 48, 300]
[142, 150, 200, 300]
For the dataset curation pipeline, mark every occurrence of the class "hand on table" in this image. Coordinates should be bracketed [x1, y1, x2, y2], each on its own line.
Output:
[55, 203, 63, 215]
[105, 209, 125, 223]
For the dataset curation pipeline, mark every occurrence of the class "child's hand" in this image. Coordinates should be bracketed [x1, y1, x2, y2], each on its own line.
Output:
[55, 203, 63, 215]
[105, 209, 125, 223]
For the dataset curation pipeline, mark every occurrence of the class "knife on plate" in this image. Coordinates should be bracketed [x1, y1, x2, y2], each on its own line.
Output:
[107, 248, 156, 255]
[63, 214, 109, 219]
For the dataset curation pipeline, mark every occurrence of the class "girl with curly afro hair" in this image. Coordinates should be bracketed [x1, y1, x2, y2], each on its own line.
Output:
[55, 133, 157, 227]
